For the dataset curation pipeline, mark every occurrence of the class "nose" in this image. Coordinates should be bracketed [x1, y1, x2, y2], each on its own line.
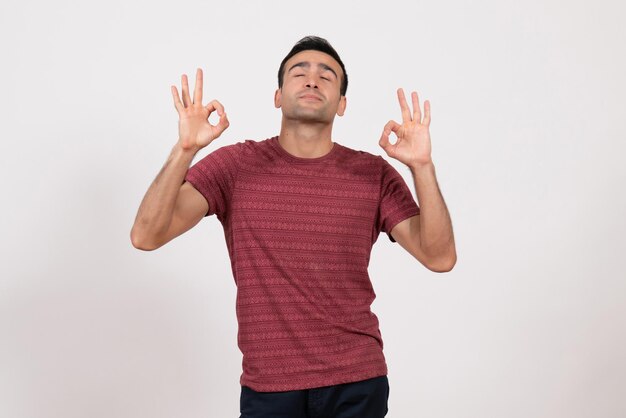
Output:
[305, 76, 318, 89]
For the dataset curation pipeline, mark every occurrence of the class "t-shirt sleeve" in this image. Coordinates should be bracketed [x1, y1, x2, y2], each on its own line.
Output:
[183, 141, 243, 221]
[377, 157, 421, 243]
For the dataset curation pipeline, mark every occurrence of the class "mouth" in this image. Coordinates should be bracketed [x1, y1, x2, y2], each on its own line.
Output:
[299, 93, 323, 101]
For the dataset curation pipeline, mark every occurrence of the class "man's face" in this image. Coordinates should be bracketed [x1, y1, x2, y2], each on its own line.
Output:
[274, 50, 347, 123]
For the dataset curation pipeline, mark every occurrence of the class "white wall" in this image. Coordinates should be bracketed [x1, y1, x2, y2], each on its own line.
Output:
[1, 0, 624, 417]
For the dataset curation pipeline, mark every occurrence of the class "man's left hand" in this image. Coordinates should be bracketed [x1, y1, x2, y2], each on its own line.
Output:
[379, 88, 432, 169]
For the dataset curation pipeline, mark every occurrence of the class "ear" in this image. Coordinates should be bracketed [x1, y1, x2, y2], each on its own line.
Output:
[336, 95, 347, 116]
[274, 88, 282, 108]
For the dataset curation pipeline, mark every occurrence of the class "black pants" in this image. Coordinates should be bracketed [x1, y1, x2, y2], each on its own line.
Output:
[239, 375, 389, 418]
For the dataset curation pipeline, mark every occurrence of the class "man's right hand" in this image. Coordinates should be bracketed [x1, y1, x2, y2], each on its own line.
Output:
[171, 68, 230, 152]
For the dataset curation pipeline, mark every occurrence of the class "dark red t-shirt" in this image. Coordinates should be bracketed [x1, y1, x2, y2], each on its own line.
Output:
[184, 136, 420, 392]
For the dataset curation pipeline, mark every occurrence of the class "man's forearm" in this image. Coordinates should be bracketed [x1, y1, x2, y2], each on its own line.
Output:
[409, 162, 456, 269]
[130, 142, 198, 247]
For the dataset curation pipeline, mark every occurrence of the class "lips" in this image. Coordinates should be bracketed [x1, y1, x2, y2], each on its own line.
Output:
[299, 93, 323, 101]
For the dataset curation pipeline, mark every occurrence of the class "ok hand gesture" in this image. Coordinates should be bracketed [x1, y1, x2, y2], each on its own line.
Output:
[379, 88, 432, 169]
[171, 68, 229, 152]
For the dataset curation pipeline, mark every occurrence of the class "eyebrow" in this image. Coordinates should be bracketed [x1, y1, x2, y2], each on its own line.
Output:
[287, 61, 338, 79]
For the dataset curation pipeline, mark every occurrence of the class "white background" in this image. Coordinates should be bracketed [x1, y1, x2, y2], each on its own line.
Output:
[1, 0, 625, 417]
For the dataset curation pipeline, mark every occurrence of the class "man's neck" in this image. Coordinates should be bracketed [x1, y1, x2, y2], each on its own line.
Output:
[277, 120, 335, 159]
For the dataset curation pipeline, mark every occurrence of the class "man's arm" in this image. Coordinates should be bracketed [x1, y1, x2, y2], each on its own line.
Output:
[380, 88, 456, 272]
[130, 143, 208, 251]
[130, 67, 229, 251]
[389, 162, 456, 272]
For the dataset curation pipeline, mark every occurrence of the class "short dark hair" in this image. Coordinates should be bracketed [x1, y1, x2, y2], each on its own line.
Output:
[277, 36, 348, 96]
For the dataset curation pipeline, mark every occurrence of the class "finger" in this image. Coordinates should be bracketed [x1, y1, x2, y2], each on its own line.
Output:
[423, 100, 431, 126]
[171, 86, 184, 113]
[397, 88, 412, 123]
[379, 119, 401, 154]
[181, 74, 191, 107]
[193, 68, 203, 105]
[411, 91, 422, 123]
[383, 119, 401, 134]
[206, 99, 225, 117]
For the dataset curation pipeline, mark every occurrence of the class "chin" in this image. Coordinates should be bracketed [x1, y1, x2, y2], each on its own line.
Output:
[285, 109, 332, 123]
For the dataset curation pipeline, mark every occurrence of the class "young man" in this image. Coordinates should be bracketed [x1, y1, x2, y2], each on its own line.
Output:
[131, 36, 456, 418]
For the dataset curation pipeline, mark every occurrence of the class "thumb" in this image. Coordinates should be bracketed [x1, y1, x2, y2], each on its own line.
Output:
[214, 112, 230, 136]
[379, 120, 400, 157]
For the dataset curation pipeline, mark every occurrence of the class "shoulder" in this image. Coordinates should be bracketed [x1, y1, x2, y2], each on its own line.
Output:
[200, 137, 267, 159]
[334, 142, 388, 175]
[233, 137, 278, 158]
[337, 144, 408, 189]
